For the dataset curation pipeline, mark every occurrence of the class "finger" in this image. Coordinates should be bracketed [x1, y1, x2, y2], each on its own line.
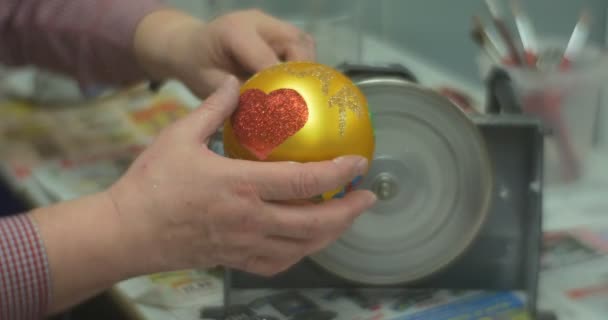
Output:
[178, 75, 240, 141]
[273, 199, 317, 206]
[219, 236, 310, 270]
[188, 69, 231, 98]
[248, 10, 315, 62]
[303, 33, 317, 60]
[227, 31, 281, 74]
[237, 255, 301, 278]
[279, 33, 317, 62]
[261, 190, 376, 240]
[255, 12, 306, 46]
[242, 155, 369, 200]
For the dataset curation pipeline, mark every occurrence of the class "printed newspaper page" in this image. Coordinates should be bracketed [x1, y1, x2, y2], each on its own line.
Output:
[539, 227, 608, 319]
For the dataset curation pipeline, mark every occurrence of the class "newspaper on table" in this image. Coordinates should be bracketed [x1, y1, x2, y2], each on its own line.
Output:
[130, 227, 608, 320]
[0, 100, 61, 205]
[0, 84, 192, 203]
[537, 226, 608, 320]
[30, 145, 143, 201]
[209, 289, 531, 320]
[130, 269, 225, 309]
[156, 285, 531, 320]
[123, 271, 532, 320]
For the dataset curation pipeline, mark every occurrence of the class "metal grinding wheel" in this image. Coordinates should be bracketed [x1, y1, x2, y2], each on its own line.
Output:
[309, 75, 494, 285]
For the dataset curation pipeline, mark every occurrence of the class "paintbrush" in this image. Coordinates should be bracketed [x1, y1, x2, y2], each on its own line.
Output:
[561, 8, 592, 70]
[485, 0, 524, 66]
[471, 15, 507, 64]
[510, 0, 538, 67]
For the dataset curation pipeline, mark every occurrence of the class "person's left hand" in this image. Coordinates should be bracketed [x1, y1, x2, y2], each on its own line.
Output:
[134, 8, 316, 98]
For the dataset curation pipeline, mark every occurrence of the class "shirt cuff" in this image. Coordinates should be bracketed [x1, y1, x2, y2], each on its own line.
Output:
[0, 214, 52, 320]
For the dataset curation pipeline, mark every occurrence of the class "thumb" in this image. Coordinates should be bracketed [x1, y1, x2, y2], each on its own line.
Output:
[183, 75, 241, 142]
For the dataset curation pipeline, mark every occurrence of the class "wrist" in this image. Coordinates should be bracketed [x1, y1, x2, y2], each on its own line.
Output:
[29, 192, 144, 312]
[105, 180, 170, 275]
[98, 190, 150, 278]
[33, 193, 136, 279]
[102, 184, 164, 277]
[134, 8, 204, 82]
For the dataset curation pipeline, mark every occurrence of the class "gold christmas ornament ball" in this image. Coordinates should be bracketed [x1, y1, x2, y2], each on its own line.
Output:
[223, 61, 375, 200]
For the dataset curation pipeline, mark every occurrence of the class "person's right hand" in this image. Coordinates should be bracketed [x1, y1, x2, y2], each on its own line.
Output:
[106, 76, 376, 277]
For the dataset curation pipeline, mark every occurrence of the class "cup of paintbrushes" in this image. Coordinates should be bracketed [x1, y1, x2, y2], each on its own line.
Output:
[480, 38, 608, 185]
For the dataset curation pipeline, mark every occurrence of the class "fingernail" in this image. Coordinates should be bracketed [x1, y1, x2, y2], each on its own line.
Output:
[365, 192, 377, 207]
[355, 158, 368, 175]
[332, 156, 345, 163]
[333, 156, 368, 175]
[217, 76, 239, 95]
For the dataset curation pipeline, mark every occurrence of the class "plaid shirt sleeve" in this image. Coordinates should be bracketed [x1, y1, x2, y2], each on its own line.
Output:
[0, 0, 165, 87]
[1, 1, 169, 317]
[0, 214, 51, 320]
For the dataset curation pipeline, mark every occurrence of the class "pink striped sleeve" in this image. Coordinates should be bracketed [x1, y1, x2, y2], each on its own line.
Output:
[0, 0, 166, 87]
[0, 214, 51, 320]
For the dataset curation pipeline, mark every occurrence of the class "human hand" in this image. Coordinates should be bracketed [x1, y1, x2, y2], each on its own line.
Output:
[107, 76, 376, 277]
[134, 8, 315, 98]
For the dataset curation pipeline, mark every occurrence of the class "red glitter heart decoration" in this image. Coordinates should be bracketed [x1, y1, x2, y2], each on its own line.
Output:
[231, 88, 309, 160]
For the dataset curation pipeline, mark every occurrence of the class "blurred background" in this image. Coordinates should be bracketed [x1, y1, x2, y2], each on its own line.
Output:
[165, 0, 607, 87]
[2, 0, 606, 105]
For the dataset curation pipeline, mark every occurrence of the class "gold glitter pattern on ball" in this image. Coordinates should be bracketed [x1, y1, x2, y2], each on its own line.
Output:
[279, 64, 335, 95]
[328, 85, 363, 136]
[223, 61, 375, 201]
